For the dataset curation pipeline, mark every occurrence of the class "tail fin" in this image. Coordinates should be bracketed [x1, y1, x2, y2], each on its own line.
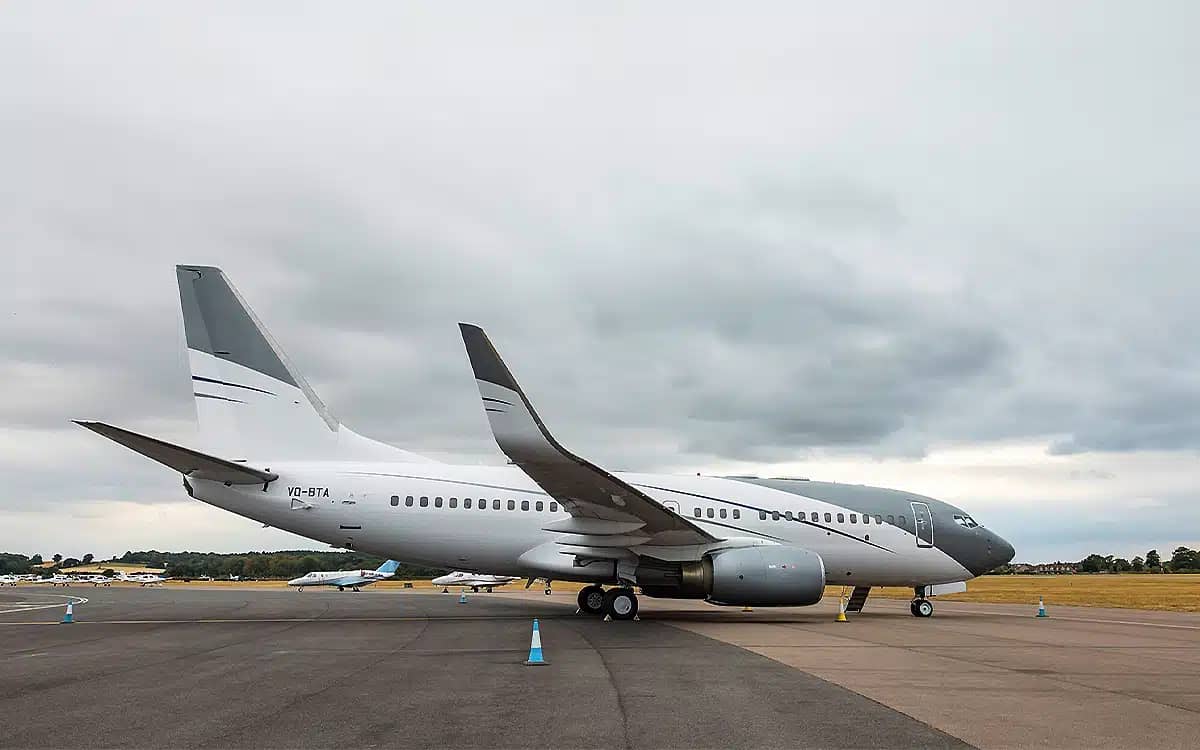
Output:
[177, 266, 430, 463]
[376, 560, 401, 575]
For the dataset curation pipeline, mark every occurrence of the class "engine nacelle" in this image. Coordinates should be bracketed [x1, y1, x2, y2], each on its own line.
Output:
[707, 545, 826, 606]
[635, 545, 826, 607]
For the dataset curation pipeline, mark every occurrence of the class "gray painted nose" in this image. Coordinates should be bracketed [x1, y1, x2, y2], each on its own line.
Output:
[995, 535, 1015, 566]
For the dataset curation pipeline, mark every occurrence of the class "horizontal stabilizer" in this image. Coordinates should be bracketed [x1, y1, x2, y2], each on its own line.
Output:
[74, 421, 277, 485]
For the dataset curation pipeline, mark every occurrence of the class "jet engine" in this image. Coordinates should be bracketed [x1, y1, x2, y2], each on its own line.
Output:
[635, 545, 826, 607]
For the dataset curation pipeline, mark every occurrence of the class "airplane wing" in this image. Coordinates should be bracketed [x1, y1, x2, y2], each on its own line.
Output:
[74, 421, 278, 485]
[458, 324, 716, 548]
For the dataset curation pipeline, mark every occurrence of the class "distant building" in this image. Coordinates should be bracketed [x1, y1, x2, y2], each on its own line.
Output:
[1010, 562, 1078, 574]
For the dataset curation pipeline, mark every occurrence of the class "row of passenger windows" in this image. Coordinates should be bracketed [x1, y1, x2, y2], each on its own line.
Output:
[692, 505, 908, 528]
[389, 495, 560, 513]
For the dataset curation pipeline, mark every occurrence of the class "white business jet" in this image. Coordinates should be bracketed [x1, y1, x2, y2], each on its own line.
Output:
[288, 560, 400, 592]
[431, 571, 519, 593]
[76, 266, 1013, 621]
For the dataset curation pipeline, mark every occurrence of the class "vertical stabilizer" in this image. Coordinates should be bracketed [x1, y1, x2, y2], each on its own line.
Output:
[176, 266, 430, 463]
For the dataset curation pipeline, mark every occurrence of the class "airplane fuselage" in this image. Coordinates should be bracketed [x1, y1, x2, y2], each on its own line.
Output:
[191, 461, 1011, 590]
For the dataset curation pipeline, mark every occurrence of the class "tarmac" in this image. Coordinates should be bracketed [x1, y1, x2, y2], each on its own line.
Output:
[1, 586, 1197, 749]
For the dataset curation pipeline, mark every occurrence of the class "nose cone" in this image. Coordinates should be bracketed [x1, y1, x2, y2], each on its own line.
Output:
[995, 534, 1016, 566]
[287, 578, 303, 586]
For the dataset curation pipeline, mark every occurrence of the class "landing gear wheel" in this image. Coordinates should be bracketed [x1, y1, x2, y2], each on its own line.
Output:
[442, 587, 449, 593]
[602, 588, 639, 621]
[911, 599, 933, 617]
[486, 587, 493, 593]
[337, 586, 344, 592]
[577, 585, 605, 615]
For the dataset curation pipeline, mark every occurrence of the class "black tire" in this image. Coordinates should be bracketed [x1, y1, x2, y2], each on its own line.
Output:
[916, 599, 934, 617]
[337, 586, 344, 592]
[577, 585, 606, 615]
[603, 588, 638, 621]
[486, 587, 493, 593]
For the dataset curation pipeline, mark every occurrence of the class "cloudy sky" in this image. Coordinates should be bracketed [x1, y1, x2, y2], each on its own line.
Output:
[3, 3, 1198, 564]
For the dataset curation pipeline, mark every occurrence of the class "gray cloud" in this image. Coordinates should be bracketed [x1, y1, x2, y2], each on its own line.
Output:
[2, 3, 1199, 559]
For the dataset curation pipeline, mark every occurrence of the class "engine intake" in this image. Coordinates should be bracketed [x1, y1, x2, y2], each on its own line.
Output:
[635, 545, 826, 607]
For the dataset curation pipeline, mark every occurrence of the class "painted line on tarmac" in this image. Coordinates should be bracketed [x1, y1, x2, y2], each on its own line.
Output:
[872, 599, 1200, 631]
[0, 595, 87, 615]
[0, 613, 569, 626]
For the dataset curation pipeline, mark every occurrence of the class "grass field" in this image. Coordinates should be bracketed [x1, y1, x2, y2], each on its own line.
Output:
[857, 574, 1200, 613]
[59, 563, 167, 574]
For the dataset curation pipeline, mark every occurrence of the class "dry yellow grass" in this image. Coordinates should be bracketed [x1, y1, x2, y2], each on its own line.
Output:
[59, 563, 167, 574]
[841, 574, 1200, 613]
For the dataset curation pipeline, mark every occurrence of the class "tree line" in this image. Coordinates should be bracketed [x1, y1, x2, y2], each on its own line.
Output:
[1075, 547, 1200, 573]
[0, 550, 447, 580]
[991, 547, 1200, 574]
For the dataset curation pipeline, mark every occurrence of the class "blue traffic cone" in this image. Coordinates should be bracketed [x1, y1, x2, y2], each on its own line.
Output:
[524, 619, 546, 665]
[1036, 596, 1048, 618]
[61, 602, 74, 624]
[458, 591, 467, 604]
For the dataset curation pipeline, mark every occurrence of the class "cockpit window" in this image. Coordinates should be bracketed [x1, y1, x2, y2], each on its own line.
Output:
[953, 514, 980, 528]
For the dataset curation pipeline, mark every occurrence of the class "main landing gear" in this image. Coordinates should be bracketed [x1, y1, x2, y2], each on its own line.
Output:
[910, 598, 934, 618]
[577, 585, 639, 621]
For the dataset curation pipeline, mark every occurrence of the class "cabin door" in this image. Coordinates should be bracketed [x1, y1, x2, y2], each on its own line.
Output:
[910, 501, 934, 548]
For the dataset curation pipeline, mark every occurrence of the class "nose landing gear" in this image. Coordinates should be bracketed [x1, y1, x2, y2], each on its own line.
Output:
[910, 598, 934, 617]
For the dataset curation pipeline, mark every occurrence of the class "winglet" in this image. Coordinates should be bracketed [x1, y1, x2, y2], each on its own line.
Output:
[458, 323, 566, 464]
[74, 420, 277, 485]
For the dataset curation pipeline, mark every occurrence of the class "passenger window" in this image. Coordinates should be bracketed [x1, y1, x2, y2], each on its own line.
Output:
[390, 495, 399, 507]
[719, 508, 727, 519]
[887, 514, 895, 524]
[536, 501, 544, 512]
[507, 500, 516, 511]
[419, 496, 429, 507]
[824, 512, 831, 522]
[837, 513, 844, 523]
[849, 514, 856, 524]
[550, 502, 558, 512]
[759, 511, 767, 520]
[875, 515, 883, 524]
[405, 496, 414, 507]
[521, 500, 530, 511]
[732, 509, 740, 519]
[434, 496, 443, 508]
[772, 511, 780, 521]
[465, 498, 472, 509]
[811, 512, 818, 522]
[695, 507, 703, 518]
[706, 508, 714, 518]
[785, 511, 793, 521]
[449, 497, 458, 509]
[493, 499, 501, 510]
[899, 515, 906, 526]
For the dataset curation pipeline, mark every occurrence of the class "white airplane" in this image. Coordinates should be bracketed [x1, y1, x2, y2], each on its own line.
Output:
[288, 560, 401, 592]
[80, 574, 113, 587]
[118, 573, 170, 586]
[32, 574, 76, 587]
[76, 265, 1014, 621]
[0, 575, 20, 586]
[431, 571, 519, 593]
